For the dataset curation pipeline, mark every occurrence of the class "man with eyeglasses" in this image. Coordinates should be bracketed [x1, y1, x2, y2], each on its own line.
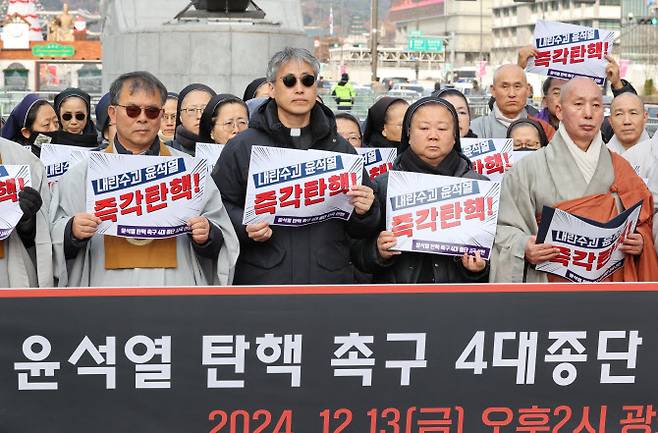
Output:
[214, 47, 380, 285]
[50, 71, 239, 287]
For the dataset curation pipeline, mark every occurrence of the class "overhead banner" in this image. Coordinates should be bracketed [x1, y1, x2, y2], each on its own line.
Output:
[0, 165, 31, 240]
[536, 201, 642, 282]
[461, 138, 513, 183]
[195, 142, 225, 173]
[86, 153, 208, 239]
[527, 20, 614, 85]
[356, 147, 397, 180]
[0, 284, 657, 432]
[243, 146, 363, 227]
[40, 143, 92, 186]
[386, 170, 501, 259]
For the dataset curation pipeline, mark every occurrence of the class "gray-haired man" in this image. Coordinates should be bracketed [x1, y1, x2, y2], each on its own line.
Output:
[213, 47, 380, 285]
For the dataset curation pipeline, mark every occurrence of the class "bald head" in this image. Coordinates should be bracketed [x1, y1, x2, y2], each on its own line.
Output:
[556, 77, 604, 150]
[493, 64, 527, 86]
[559, 77, 602, 105]
[491, 64, 529, 118]
[611, 92, 644, 112]
[609, 92, 648, 149]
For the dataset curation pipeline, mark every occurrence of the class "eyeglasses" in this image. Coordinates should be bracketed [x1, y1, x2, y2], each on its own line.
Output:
[62, 112, 86, 121]
[116, 104, 163, 119]
[217, 119, 249, 131]
[344, 135, 362, 145]
[181, 106, 205, 116]
[281, 73, 316, 88]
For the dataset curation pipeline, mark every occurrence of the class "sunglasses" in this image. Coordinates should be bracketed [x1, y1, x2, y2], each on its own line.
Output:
[116, 104, 163, 119]
[281, 74, 316, 88]
[62, 112, 86, 121]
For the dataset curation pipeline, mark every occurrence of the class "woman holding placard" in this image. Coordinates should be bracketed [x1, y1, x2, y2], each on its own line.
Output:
[353, 96, 490, 283]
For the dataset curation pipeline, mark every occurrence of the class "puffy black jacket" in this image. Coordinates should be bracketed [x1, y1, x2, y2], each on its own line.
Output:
[352, 152, 490, 284]
[213, 99, 381, 285]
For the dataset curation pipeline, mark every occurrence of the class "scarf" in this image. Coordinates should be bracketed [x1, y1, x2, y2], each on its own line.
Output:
[493, 103, 523, 128]
[398, 147, 461, 177]
[173, 125, 201, 155]
[559, 125, 603, 184]
[606, 130, 650, 155]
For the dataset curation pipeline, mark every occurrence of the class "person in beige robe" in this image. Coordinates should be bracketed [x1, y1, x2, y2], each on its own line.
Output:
[491, 77, 656, 282]
[0, 137, 53, 287]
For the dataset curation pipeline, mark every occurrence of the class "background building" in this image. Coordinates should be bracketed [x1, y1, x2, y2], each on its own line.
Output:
[388, 0, 493, 67]
[491, 0, 622, 65]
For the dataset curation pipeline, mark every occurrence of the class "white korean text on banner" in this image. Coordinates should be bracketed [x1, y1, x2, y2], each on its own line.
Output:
[40, 143, 92, 186]
[0, 165, 31, 240]
[356, 147, 397, 180]
[461, 138, 513, 182]
[86, 153, 208, 239]
[243, 146, 364, 227]
[536, 201, 642, 282]
[527, 20, 614, 85]
[195, 142, 224, 173]
[386, 170, 501, 259]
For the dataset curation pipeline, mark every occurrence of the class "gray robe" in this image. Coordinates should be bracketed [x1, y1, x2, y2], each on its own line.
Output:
[0, 138, 53, 287]
[490, 131, 615, 282]
[49, 145, 239, 287]
[471, 108, 529, 139]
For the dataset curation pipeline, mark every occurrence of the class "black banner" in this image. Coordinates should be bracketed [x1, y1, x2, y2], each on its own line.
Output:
[0, 284, 657, 432]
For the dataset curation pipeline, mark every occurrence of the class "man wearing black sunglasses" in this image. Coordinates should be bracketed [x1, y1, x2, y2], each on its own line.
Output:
[214, 47, 380, 285]
[50, 71, 240, 287]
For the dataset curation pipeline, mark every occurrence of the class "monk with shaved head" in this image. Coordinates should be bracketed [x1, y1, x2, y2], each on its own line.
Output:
[471, 64, 555, 140]
[491, 76, 658, 282]
[607, 92, 650, 154]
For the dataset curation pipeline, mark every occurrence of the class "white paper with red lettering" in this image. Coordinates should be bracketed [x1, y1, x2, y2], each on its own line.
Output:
[195, 142, 225, 173]
[356, 147, 397, 180]
[527, 20, 614, 85]
[40, 143, 92, 186]
[461, 138, 513, 183]
[386, 170, 501, 259]
[0, 165, 31, 240]
[243, 146, 364, 227]
[535, 201, 642, 282]
[85, 153, 208, 239]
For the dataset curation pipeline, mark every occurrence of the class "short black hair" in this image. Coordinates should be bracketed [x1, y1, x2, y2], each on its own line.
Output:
[542, 77, 554, 96]
[109, 71, 167, 106]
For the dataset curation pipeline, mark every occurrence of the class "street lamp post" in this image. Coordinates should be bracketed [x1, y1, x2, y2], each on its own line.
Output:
[370, 0, 379, 85]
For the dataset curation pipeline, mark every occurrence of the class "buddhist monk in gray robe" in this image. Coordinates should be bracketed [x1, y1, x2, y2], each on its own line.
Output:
[491, 77, 658, 282]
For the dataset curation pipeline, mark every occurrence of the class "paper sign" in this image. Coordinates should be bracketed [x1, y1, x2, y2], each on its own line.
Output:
[386, 170, 501, 259]
[0, 165, 32, 240]
[536, 201, 642, 282]
[195, 142, 225, 173]
[461, 138, 513, 182]
[527, 20, 614, 85]
[243, 146, 364, 227]
[40, 143, 92, 186]
[86, 153, 208, 239]
[356, 147, 397, 180]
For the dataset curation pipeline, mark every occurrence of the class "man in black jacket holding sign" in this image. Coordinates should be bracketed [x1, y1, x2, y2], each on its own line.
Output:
[213, 47, 379, 285]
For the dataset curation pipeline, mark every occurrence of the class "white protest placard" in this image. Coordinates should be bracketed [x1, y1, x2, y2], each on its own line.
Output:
[356, 147, 397, 180]
[243, 146, 364, 227]
[195, 142, 225, 173]
[40, 143, 92, 186]
[86, 153, 208, 239]
[386, 170, 501, 259]
[0, 165, 32, 240]
[535, 201, 642, 282]
[527, 20, 614, 85]
[461, 138, 513, 183]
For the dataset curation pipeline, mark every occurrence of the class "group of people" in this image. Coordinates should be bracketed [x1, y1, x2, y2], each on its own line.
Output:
[1, 46, 657, 288]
